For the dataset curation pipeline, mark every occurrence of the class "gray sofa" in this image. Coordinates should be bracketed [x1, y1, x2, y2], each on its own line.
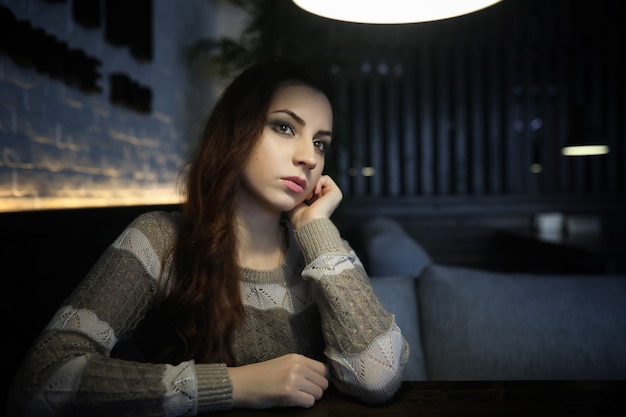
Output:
[358, 217, 626, 381]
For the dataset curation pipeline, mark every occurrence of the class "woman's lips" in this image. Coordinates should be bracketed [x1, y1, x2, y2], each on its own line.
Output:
[282, 177, 307, 193]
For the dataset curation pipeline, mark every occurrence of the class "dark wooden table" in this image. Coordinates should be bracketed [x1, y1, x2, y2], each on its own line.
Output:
[209, 380, 626, 416]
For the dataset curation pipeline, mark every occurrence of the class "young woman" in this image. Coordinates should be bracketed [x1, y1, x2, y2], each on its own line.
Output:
[7, 61, 409, 416]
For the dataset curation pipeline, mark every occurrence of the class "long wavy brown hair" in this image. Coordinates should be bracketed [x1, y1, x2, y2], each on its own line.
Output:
[141, 61, 334, 366]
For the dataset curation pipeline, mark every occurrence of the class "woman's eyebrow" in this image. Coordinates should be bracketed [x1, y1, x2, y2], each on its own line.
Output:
[270, 109, 333, 138]
[271, 109, 305, 125]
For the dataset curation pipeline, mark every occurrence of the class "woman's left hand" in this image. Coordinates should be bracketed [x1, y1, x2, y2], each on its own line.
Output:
[288, 175, 342, 229]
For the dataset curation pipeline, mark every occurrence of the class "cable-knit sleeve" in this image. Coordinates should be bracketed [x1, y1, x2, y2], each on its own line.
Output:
[7, 211, 233, 417]
[294, 218, 409, 404]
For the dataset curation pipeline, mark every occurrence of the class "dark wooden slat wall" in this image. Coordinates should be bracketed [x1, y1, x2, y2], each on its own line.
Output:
[321, 0, 626, 271]
[418, 47, 435, 195]
[330, 0, 625, 199]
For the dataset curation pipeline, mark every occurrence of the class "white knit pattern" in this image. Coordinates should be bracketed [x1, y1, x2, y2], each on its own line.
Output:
[302, 253, 359, 281]
[162, 361, 197, 417]
[112, 226, 162, 281]
[25, 356, 87, 416]
[240, 280, 314, 313]
[328, 320, 405, 393]
[48, 305, 117, 352]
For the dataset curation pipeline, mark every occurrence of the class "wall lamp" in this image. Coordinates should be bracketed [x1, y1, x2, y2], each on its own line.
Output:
[561, 106, 610, 157]
[561, 144, 610, 157]
[292, 0, 503, 24]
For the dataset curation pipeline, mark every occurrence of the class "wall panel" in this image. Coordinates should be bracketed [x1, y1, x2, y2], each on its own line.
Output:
[327, 0, 625, 200]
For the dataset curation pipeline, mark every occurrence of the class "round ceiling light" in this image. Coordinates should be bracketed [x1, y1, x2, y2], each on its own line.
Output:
[292, 0, 503, 24]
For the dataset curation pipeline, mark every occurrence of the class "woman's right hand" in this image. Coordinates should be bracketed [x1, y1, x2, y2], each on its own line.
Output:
[228, 353, 329, 409]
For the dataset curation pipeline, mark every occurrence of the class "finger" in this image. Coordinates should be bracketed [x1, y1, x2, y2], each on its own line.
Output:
[301, 361, 329, 390]
[292, 375, 326, 406]
[305, 371, 329, 392]
[302, 358, 328, 377]
[282, 374, 323, 408]
[287, 390, 317, 408]
[319, 176, 340, 197]
[300, 380, 325, 401]
[316, 178, 324, 195]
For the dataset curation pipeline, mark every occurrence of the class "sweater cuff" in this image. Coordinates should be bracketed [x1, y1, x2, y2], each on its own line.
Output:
[294, 218, 345, 264]
[195, 363, 233, 412]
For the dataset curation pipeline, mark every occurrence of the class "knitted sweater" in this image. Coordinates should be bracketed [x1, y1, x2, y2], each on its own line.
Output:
[8, 211, 409, 416]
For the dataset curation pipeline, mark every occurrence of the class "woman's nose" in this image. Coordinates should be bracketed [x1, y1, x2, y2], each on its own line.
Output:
[294, 141, 317, 169]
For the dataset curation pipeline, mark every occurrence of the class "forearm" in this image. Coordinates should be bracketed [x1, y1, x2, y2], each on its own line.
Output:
[6, 212, 237, 416]
[294, 219, 408, 402]
[10, 333, 232, 416]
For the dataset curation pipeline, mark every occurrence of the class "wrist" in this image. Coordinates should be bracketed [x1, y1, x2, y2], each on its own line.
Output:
[294, 218, 345, 263]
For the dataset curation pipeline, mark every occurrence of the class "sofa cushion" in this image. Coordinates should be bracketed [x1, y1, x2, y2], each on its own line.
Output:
[359, 217, 432, 277]
[369, 275, 427, 380]
[418, 264, 626, 380]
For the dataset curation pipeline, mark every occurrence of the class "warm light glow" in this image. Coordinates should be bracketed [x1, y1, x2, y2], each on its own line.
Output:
[348, 167, 376, 177]
[0, 188, 182, 213]
[293, 0, 503, 24]
[362, 166, 376, 176]
[561, 145, 610, 157]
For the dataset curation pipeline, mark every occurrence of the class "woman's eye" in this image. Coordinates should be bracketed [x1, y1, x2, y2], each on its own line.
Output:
[272, 122, 294, 135]
[314, 139, 329, 154]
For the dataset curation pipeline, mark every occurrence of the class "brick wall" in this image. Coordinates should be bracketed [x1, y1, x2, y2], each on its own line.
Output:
[0, 0, 232, 212]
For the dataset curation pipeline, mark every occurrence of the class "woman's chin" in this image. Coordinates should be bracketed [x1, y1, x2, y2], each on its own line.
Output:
[278, 197, 307, 213]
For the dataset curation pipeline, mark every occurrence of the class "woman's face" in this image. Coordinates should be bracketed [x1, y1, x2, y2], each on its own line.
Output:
[240, 82, 333, 214]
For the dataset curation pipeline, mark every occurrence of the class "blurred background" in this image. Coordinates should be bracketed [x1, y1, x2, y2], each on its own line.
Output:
[1, 0, 625, 399]
[2, 0, 624, 269]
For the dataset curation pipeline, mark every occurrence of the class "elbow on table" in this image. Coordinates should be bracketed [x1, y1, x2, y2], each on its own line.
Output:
[329, 324, 410, 403]
[337, 373, 403, 405]
[332, 362, 405, 404]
